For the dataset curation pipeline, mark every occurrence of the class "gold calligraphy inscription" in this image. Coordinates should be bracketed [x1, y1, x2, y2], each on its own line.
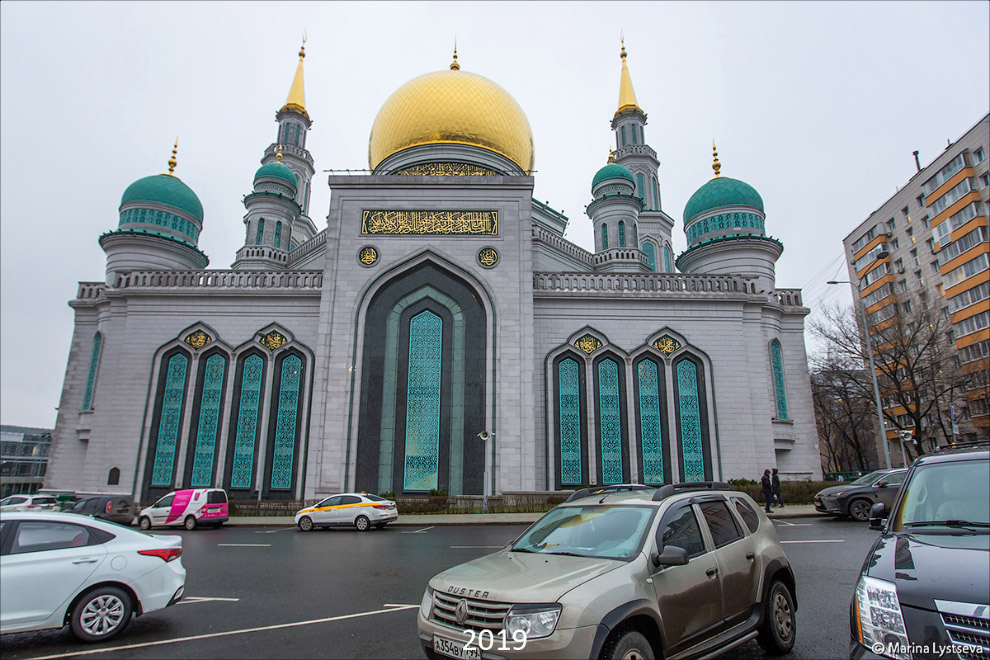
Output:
[184, 330, 211, 349]
[359, 246, 379, 265]
[260, 331, 287, 351]
[478, 247, 499, 267]
[653, 336, 681, 355]
[575, 334, 602, 354]
[396, 163, 498, 176]
[361, 210, 498, 236]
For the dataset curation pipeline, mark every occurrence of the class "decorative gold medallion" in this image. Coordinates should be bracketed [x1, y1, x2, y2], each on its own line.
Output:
[396, 163, 498, 176]
[260, 331, 287, 351]
[575, 334, 603, 354]
[359, 246, 379, 265]
[184, 330, 211, 349]
[478, 247, 499, 268]
[653, 335, 681, 355]
[361, 210, 497, 235]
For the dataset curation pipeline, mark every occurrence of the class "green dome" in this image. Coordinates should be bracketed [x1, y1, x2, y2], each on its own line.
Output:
[592, 163, 635, 189]
[120, 174, 203, 222]
[683, 176, 764, 222]
[254, 161, 297, 187]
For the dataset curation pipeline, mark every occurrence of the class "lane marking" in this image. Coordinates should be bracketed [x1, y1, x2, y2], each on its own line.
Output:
[255, 528, 294, 534]
[177, 596, 240, 605]
[774, 520, 796, 526]
[25, 604, 419, 660]
[401, 526, 435, 534]
[780, 539, 845, 544]
[450, 545, 503, 549]
[217, 543, 271, 547]
[773, 521, 811, 527]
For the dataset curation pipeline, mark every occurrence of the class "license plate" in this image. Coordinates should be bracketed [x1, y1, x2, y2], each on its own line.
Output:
[433, 635, 481, 660]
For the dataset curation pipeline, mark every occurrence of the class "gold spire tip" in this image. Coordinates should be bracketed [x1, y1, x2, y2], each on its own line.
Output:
[712, 141, 721, 178]
[450, 40, 460, 70]
[299, 32, 306, 60]
[608, 149, 614, 164]
[167, 138, 178, 176]
[277, 144, 283, 163]
[620, 34, 627, 60]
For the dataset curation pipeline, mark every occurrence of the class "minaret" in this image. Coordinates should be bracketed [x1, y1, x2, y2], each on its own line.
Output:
[263, 39, 317, 246]
[233, 145, 300, 270]
[587, 152, 650, 273]
[610, 41, 677, 272]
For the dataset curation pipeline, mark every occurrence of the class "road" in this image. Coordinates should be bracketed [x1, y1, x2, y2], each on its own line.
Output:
[1, 516, 878, 659]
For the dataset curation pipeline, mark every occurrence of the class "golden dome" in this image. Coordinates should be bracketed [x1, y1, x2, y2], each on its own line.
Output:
[368, 69, 534, 172]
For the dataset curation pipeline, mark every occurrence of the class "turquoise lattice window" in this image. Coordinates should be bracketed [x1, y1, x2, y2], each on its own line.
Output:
[652, 177, 659, 210]
[274, 221, 282, 249]
[558, 358, 582, 484]
[642, 242, 656, 271]
[256, 218, 265, 246]
[597, 359, 623, 484]
[403, 311, 443, 491]
[270, 354, 302, 490]
[676, 359, 706, 482]
[82, 332, 102, 410]
[664, 245, 673, 273]
[770, 339, 789, 420]
[618, 221, 626, 247]
[621, 125, 627, 147]
[636, 174, 646, 201]
[151, 353, 189, 486]
[602, 224, 609, 250]
[190, 353, 226, 487]
[637, 359, 665, 484]
[230, 355, 264, 489]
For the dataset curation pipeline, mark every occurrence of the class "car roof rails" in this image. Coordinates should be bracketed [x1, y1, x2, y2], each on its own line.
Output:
[564, 484, 653, 503]
[936, 440, 990, 453]
[652, 481, 732, 501]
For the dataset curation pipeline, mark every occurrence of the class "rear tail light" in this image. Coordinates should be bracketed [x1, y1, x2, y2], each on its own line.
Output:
[373, 504, 389, 509]
[26, 504, 40, 509]
[138, 548, 182, 562]
[106, 501, 113, 514]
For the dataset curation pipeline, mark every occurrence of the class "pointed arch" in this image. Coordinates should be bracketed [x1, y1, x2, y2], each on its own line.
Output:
[551, 350, 588, 488]
[593, 352, 630, 484]
[618, 220, 626, 248]
[769, 339, 789, 420]
[224, 348, 267, 494]
[673, 353, 713, 482]
[145, 346, 192, 496]
[184, 347, 229, 488]
[633, 353, 670, 485]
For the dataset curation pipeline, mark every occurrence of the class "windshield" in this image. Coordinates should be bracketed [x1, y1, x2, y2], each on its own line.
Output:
[893, 459, 990, 532]
[511, 505, 655, 560]
[851, 470, 884, 485]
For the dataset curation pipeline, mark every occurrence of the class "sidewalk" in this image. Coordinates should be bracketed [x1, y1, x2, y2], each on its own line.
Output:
[224, 504, 821, 527]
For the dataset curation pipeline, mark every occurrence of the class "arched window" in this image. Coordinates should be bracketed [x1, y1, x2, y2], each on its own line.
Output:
[107, 467, 120, 486]
[642, 242, 656, 271]
[631, 223, 638, 247]
[187, 352, 228, 488]
[274, 221, 282, 249]
[595, 357, 627, 484]
[636, 174, 646, 201]
[256, 218, 265, 246]
[621, 126, 627, 147]
[630, 124, 637, 145]
[148, 350, 190, 489]
[268, 352, 304, 492]
[82, 332, 103, 410]
[635, 357, 668, 484]
[601, 224, 609, 250]
[674, 356, 712, 482]
[556, 356, 585, 486]
[403, 311, 443, 491]
[663, 245, 673, 273]
[770, 340, 789, 420]
[652, 177, 660, 210]
[618, 221, 626, 247]
[227, 352, 266, 491]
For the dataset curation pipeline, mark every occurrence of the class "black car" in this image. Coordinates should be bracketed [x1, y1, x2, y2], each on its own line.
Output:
[65, 494, 136, 526]
[849, 443, 989, 660]
[814, 469, 908, 521]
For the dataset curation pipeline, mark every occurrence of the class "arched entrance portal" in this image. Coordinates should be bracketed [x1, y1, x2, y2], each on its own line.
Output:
[354, 261, 487, 495]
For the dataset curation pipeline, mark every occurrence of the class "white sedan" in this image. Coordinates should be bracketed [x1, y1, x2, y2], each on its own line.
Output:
[0, 494, 60, 512]
[0, 511, 185, 642]
[295, 492, 398, 531]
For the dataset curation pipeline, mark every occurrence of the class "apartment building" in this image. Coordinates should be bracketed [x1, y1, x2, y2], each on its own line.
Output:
[842, 113, 990, 460]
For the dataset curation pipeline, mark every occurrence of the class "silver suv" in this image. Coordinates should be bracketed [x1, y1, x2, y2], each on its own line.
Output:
[418, 482, 797, 660]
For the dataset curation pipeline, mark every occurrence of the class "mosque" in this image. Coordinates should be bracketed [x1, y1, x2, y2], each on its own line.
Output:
[45, 42, 820, 502]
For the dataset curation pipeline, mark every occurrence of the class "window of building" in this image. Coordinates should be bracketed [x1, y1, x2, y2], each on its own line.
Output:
[922, 215, 930, 229]
[618, 221, 626, 247]
[769, 339, 789, 420]
[620, 126, 627, 147]
[922, 153, 966, 197]
[887, 218, 896, 231]
[911, 248, 919, 267]
[601, 224, 609, 250]
[894, 258, 904, 274]
[256, 218, 265, 246]
[975, 147, 986, 163]
[907, 227, 914, 244]
[82, 332, 103, 411]
[925, 238, 935, 255]
[107, 467, 120, 486]
[915, 270, 924, 287]
[889, 237, 899, 250]
[901, 206, 909, 218]
[902, 299, 913, 313]
[916, 194, 925, 207]
[980, 173, 990, 189]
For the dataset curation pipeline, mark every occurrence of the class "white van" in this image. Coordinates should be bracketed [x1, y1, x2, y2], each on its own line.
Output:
[138, 489, 228, 530]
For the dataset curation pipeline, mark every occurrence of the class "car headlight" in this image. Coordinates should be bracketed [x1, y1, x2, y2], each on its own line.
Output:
[854, 576, 910, 659]
[420, 587, 434, 619]
[505, 604, 561, 640]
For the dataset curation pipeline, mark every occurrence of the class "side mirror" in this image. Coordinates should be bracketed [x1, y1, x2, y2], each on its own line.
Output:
[651, 545, 690, 568]
[869, 502, 888, 530]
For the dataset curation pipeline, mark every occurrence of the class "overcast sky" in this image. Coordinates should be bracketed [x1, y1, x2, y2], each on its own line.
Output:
[2, 1, 988, 429]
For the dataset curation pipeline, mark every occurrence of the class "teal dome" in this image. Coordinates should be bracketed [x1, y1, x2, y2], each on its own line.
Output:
[254, 161, 297, 187]
[120, 174, 203, 222]
[683, 176, 764, 222]
[592, 163, 635, 189]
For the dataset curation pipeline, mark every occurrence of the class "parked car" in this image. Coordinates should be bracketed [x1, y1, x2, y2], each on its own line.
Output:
[849, 442, 989, 659]
[0, 494, 60, 513]
[813, 469, 907, 521]
[295, 492, 398, 531]
[0, 511, 185, 642]
[418, 482, 797, 660]
[66, 495, 136, 526]
[137, 488, 228, 531]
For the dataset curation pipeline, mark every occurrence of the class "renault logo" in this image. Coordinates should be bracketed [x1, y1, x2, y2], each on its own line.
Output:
[455, 599, 469, 625]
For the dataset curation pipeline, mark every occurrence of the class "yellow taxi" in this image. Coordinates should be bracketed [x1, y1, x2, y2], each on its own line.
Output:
[294, 492, 398, 532]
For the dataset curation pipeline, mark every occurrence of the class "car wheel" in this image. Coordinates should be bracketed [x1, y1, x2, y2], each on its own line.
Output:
[69, 586, 133, 643]
[138, 516, 152, 531]
[354, 515, 370, 532]
[757, 580, 796, 655]
[298, 516, 314, 532]
[601, 630, 655, 660]
[848, 498, 873, 522]
[184, 515, 197, 531]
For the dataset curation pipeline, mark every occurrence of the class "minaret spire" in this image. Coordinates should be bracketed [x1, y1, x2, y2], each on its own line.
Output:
[712, 140, 721, 178]
[167, 139, 178, 176]
[616, 38, 641, 117]
[282, 35, 308, 118]
[450, 38, 460, 70]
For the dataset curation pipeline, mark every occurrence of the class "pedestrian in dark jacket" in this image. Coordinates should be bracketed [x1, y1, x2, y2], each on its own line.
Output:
[760, 469, 773, 513]
[771, 468, 784, 507]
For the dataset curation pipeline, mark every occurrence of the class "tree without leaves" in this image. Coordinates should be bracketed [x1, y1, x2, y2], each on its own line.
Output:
[811, 347, 878, 472]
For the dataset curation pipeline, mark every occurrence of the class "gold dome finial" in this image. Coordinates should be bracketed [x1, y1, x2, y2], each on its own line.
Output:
[608, 149, 615, 164]
[450, 38, 460, 70]
[712, 140, 721, 178]
[167, 138, 178, 176]
[299, 32, 307, 60]
[620, 36, 627, 61]
[277, 144, 283, 163]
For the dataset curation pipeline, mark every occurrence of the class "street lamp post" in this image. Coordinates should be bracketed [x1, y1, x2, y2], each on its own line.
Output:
[828, 250, 892, 470]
